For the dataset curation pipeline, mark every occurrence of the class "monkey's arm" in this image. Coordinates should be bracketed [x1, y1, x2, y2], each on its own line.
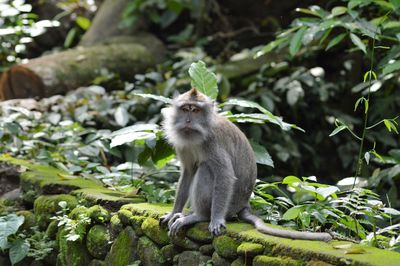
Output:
[160, 168, 193, 224]
[208, 156, 236, 235]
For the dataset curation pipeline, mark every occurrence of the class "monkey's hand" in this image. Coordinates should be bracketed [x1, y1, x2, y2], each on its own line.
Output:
[209, 218, 226, 236]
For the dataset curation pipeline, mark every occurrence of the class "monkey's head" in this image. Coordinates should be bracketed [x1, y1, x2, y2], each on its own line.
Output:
[163, 88, 216, 147]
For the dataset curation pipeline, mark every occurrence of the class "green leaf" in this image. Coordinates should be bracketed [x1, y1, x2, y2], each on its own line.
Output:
[151, 139, 175, 168]
[64, 28, 77, 48]
[76, 16, 91, 30]
[109, 124, 160, 148]
[329, 125, 347, 137]
[282, 206, 302, 220]
[256, 37, 288, 57]
[384, 119, 399, 134]
[289, 26, 307, 56]
[9, 239, 29, 265]
[316, 186, 339, 199]
[282, 175, 302, 185]
[350, 33, 367, 54]
[331, 6, 347, 17]
[0, 214, 24, 250]
[363, 70, 377, 82]
[250, 141, 274, 167]
[114, 106, 129, 127]
[295, 8, 323, 17]
[133, 93, 173, 104]
[188, 60, 218, 99]
[325, 33, 347, 51]
[382, 60, 400, 75]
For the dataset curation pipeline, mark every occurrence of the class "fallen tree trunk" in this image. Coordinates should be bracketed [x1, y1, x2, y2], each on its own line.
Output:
[0, 33, 164, 100]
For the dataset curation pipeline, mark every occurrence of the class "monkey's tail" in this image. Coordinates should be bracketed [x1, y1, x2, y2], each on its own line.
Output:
[238, 208, 333, 242]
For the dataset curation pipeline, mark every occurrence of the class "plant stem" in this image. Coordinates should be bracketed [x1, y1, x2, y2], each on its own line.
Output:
[353, 38, 376, 187]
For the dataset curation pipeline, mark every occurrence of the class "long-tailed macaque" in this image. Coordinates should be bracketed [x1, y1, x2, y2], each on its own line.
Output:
[160, 88, 332, 241]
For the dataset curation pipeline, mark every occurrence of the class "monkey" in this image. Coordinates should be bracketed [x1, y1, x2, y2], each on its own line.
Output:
[159, 88, 332, 241]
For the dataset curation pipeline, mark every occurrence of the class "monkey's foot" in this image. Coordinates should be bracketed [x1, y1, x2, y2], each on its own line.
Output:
[209, 218, 226, 236]
[169, 213, 205, 236]
[160, 212, 174, 225]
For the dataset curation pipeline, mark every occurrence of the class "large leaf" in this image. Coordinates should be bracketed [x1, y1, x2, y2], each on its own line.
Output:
[289, 26, 307, 56]
[133, 93, 173, 104]
[188, 60, 218, 99]
[0, 214, 24, 249]
[350, 33, 367, 54]
[250, 141, 274, 167]
[325, 33, 347, 51]
[109, 124, 160, 148]
[114, 106, 129, 127]
[9, 239, 30, 265]
[283, 206, 303, 220]
[151, 139, 175, 168]
[382, 60, 400, 75]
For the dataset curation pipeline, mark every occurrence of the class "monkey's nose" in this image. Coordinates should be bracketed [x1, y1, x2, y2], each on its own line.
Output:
[186, 120, 191, 123]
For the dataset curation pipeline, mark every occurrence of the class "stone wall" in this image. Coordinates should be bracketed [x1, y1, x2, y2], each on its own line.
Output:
[1, 155, 400, 266]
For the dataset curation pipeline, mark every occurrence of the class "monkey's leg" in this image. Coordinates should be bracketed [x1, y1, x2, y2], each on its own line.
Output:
[169, 213, 207, 235]
[160, 168, 194, 225]
[208, 158, 237, 236]
[238, 207, 332, 241]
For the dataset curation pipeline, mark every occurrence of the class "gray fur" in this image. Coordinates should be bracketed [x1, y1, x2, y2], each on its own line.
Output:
[160, 88, 332, 241]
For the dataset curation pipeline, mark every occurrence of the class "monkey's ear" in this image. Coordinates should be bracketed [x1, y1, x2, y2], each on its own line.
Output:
[172, 91, 180, 99]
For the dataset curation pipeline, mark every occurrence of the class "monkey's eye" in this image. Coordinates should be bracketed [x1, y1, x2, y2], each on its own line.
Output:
[192, 107, 200, 113]
[180, 106, 190, 112]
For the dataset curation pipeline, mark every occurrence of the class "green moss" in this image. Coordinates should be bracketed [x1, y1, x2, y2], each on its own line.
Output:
[137, 236, 166, 265]
[130, 215, 146, 235]
[120, 202, 172, 219]
[88, 259, 106, 266]
[117, 209, 133, 225]
[231, 257, 245, 266]
[109, 215, 123, 236]
[88, 205, 110, 224]
[141, 217, 170, 246]
[186, 222, 213, 243]
[86, 225, 111, 259]
[46, 220, 59, 240]
[252, 255, 299, 266]
[57, 227, 91, 266]
[213, 235, 239, 260]
[105, 227, 137, 266]
[72, 188, 145, 211]
[237, 242, 264, 257]
[212, 251, 231, 266]
[16, 210, 35, 230]
[34, 194, 78, 229]
[69, 206, 90, 220]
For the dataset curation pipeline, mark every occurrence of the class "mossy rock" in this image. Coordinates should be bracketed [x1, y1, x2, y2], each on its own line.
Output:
[120, 202, 172, 219]
[130, 215, 146, 235]
[161, 244, 179, 263]
[213, 235, 239, 260]
[88, 205, 110, 224]
[199, 244, 214, 255]
[86, 225, 111, 259]
[212, 251, 231, 266]
[117, 209, 134, 225]
[109, 214, 123, 237]
[72, 188, 145, 211]
[69, 206, 90, 220]
[177, 250, 211, 266]
[105, 226, 138, 266]
[253, 255, 299, 266]
[88, 259, 106, 266]
[231, 257, 246, 266]
[137, 236, 166, 266]
[34, 194, 78, 229]
[57, 227, 91, 266]
[186, 222, 213, 243]
[16, 210, 36, 230]
[306, 260, 334, 266]
[141, 217, 170, 246]
[45, 220, 59, 240]
[170, 229, 200, 250]
[237, 242, 264, 257]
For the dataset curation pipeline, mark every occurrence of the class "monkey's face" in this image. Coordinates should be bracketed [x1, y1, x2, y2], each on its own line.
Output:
[173, 103, 210, 139]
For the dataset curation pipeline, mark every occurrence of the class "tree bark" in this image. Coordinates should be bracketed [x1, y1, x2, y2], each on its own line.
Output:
[0, 34, 164, 100]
